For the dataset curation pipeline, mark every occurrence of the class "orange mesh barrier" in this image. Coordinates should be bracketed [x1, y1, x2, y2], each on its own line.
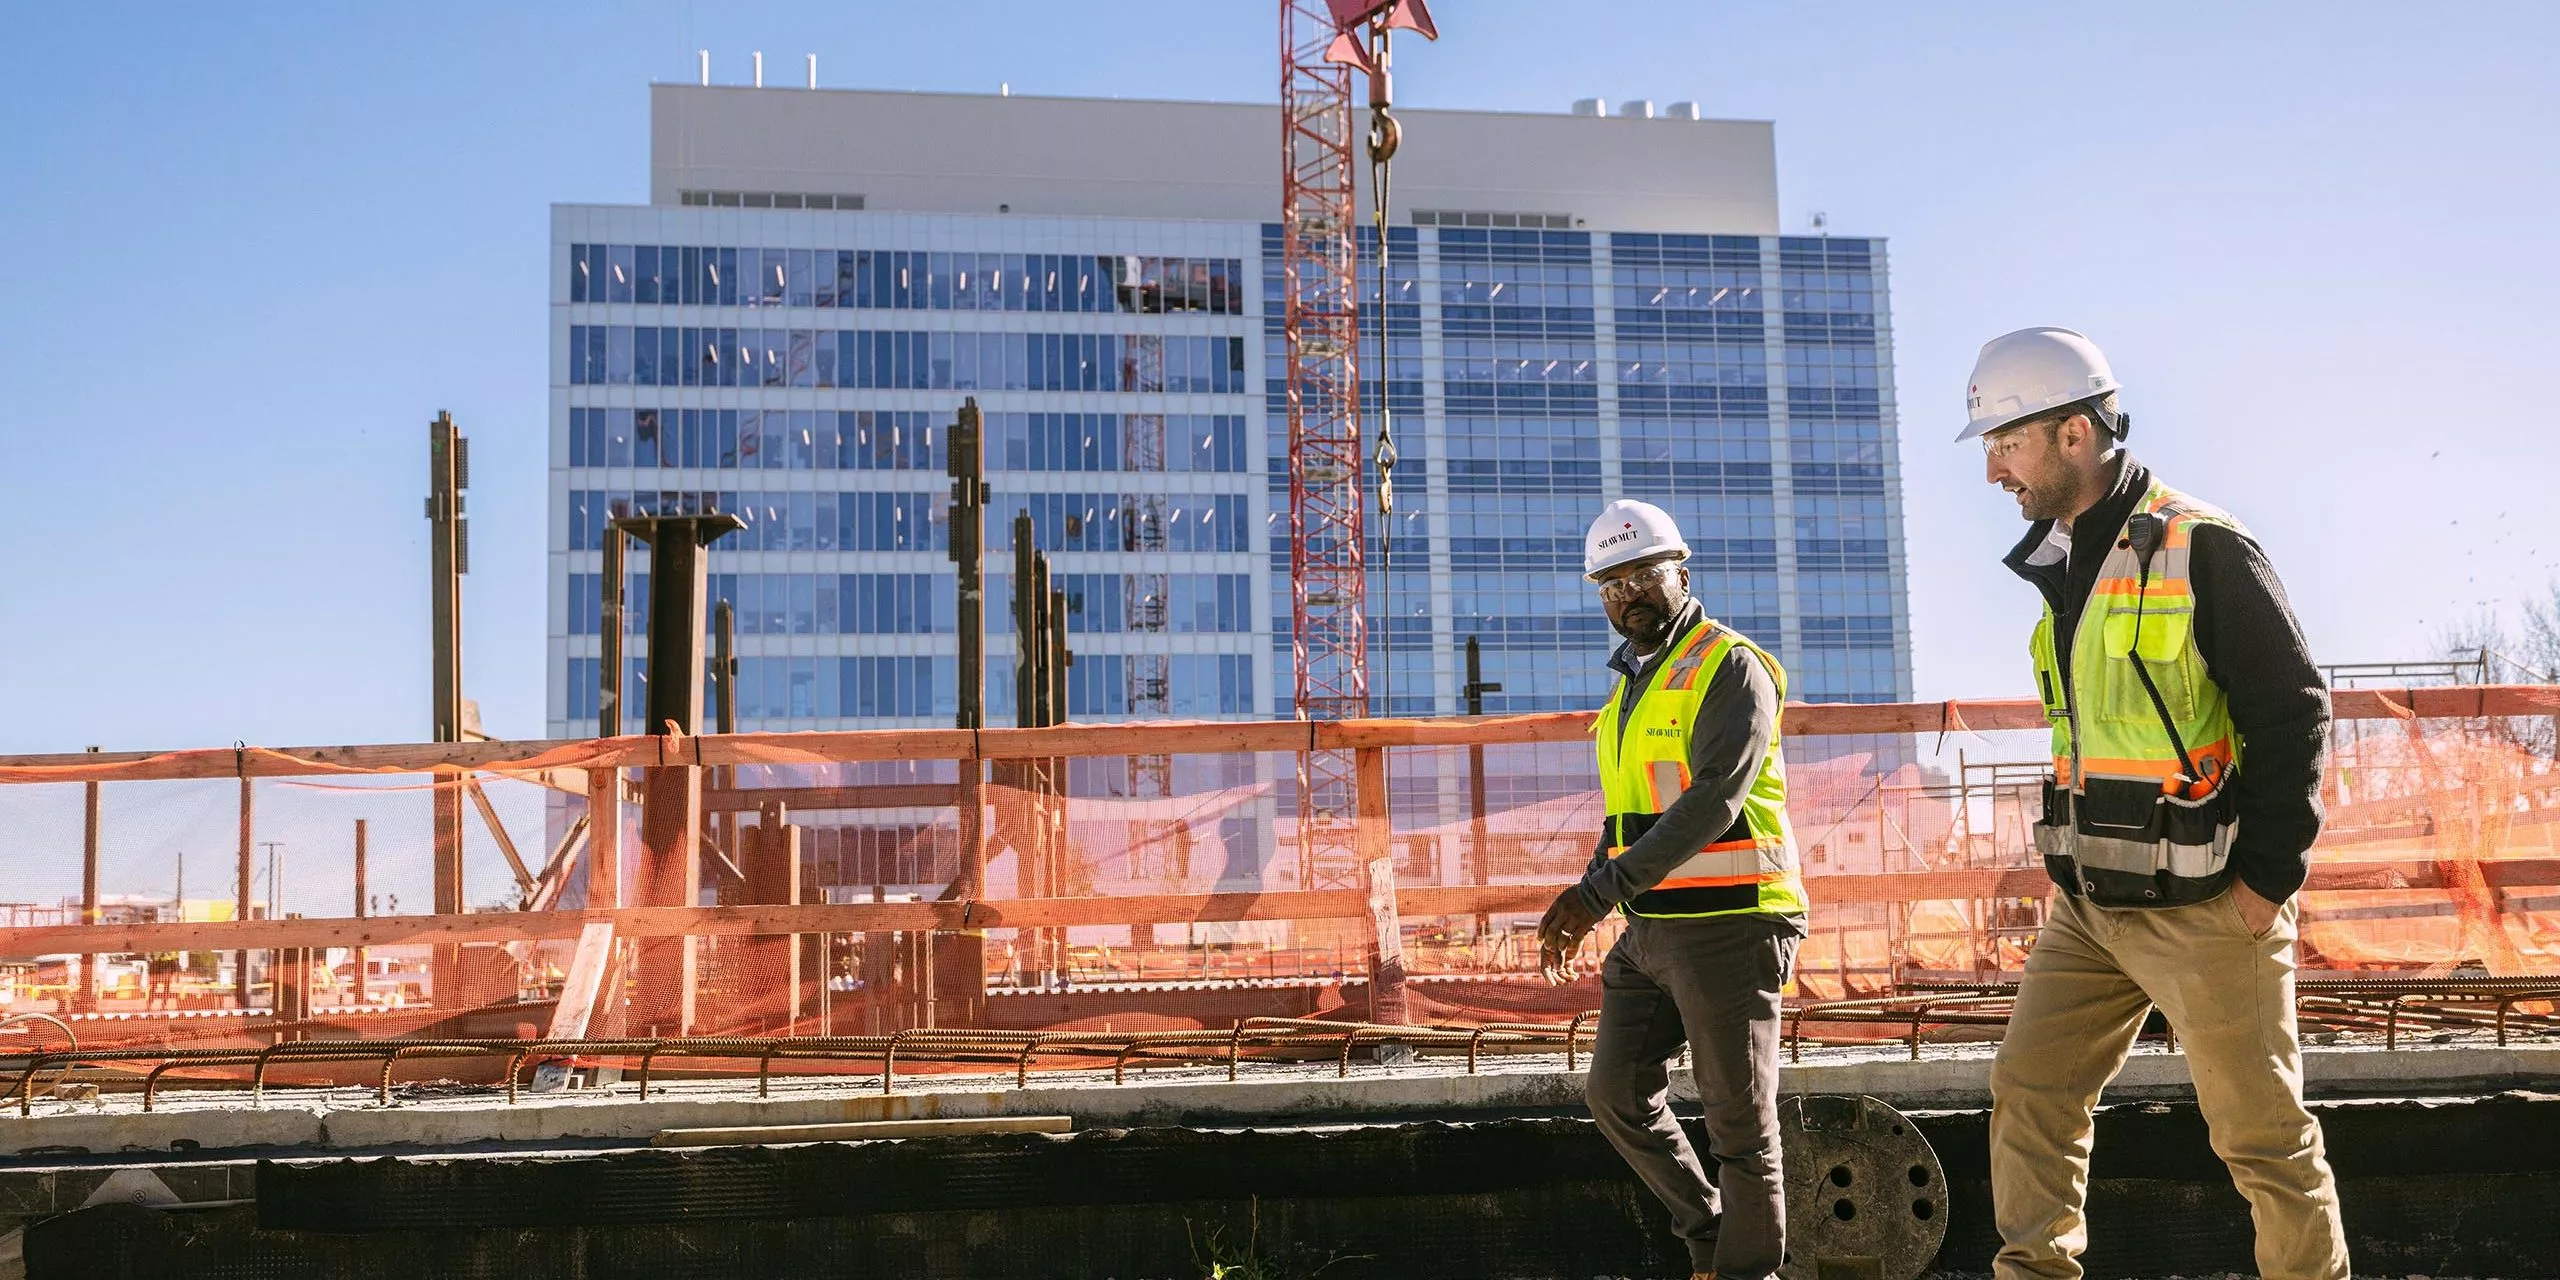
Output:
[0, 687, 2551, 1080]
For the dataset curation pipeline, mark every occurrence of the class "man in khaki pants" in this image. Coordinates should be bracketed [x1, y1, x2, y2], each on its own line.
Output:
[1959, 328, 2349, 1280]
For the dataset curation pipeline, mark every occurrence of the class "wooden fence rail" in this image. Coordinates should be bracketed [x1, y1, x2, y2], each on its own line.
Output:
[0, 686, 2547, 785]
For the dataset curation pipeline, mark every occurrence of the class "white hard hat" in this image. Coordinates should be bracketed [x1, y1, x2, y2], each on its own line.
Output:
[1584, 499, 1689, 581]
[1958, 327, 2123, 442]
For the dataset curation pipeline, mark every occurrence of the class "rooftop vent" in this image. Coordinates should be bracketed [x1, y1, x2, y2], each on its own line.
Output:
[1570, 97, 1605, 117]
[679, 190, 866, 211]
[1413, 210, 1573, 230]
[1620, 99, 1655, 119]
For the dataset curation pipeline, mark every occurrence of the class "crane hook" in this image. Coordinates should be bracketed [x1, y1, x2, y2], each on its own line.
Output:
[1368, 105, 1401, 164]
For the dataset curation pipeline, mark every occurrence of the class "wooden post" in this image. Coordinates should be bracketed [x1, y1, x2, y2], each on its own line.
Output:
[1462, 638, 1501, 949]
[913, 929, 937, 1029]
[587, 767, 622, 909]
[77, 747, 100, 1014]
[546, 922, 619, 1039]
[236, 773, 254, 1008]
[351, 819, 368, 1008]
[431, 773, 466, 1011]
[635, 763, 702, 1037]
[276, 918, 311, 1032]
[743, 802, 804, 1033]
[865, 881, 890, 1034]
[1355, 746, 1408, 1026]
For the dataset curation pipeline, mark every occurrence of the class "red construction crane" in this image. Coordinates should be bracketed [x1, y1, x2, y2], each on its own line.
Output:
[1278, 1, 1434, 904]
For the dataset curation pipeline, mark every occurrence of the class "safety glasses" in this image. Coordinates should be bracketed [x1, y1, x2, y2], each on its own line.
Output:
[1981, 424, 2040, 460]
[1596, 560, 1679, 603]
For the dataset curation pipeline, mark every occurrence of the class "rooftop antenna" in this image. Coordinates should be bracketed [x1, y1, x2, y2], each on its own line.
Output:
[753, 51, 764, 88]
[698, 50, 709, 86]
[806, 54, 817, 89]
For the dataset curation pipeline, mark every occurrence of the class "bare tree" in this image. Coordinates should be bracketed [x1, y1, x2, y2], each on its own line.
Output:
[2438, 580, 2560, 758]
[2515, 580, 2560, 683]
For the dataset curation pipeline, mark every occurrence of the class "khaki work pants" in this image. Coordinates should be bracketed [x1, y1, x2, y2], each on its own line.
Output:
[1988, 888, 2350, 1280]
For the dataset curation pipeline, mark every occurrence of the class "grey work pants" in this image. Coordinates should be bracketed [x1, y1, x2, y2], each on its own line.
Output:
[1585, 912, 1803, 1279]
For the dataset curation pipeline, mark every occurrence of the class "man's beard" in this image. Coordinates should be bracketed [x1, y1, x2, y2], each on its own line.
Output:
[2012, 469, 2090, 523]
[1613, 597, 1679, 650]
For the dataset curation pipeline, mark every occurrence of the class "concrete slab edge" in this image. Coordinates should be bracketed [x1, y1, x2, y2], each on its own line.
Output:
[3, 1045, 2551, 1158]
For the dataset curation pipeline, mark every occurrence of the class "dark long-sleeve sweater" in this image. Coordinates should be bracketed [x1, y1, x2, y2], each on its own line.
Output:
[1571, 601, 1797, 921]
[2002, 454, 2330, 903]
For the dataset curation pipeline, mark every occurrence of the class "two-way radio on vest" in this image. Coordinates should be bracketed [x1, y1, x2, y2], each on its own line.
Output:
[2124, 512, 2208, 798]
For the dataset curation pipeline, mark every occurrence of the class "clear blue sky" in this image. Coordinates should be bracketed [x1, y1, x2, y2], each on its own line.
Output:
[5, 0, 2556, 758]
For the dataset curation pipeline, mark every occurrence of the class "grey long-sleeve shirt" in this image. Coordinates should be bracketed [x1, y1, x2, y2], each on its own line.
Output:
[1572, 602, 1789, 919]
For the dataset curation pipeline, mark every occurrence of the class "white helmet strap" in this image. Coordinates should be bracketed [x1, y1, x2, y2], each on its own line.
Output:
[2039, 397, 2128, 442]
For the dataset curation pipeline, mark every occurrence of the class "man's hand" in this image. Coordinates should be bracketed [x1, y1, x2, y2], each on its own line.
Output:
[2233, 882, 2282, 939]
[1537, 888, 1604, 986]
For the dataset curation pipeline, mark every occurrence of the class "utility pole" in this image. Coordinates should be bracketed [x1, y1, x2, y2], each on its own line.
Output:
[260, 841, 286, 921]
[1462, 636, 1502, 945]
[426, 412, 470, 1008]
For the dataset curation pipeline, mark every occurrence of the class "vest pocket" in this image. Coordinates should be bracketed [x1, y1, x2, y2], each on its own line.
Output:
[2031, 614, 2062, 717]
[2076, 774, 2164, 841]
[2038, 776, 2072, 828]
[2097, 603, 2198, 723]
[2074, 774, 2234, 856]
[2161, 781, 2232, 846]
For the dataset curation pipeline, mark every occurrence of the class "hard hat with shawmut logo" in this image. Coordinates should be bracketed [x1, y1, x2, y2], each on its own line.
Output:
[1584, 499, 1688, 581]
[1959, 327, 2123, 442]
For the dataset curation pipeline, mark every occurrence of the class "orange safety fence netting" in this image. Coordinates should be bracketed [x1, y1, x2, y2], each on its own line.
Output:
[0, 694, 2552, 1078]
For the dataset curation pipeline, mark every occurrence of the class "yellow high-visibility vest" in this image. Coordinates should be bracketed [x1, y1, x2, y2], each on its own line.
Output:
[2030, 477, 2246, 905]
[1593, 619, 1809, 920]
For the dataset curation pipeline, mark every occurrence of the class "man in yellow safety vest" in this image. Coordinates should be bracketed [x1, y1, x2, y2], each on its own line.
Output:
[1538, 497, 1809, 1280]
[1963, 327, 2348, 1280]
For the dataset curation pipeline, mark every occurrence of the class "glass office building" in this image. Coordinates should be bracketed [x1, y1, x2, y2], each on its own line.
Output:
[548, 87, 1911, 743]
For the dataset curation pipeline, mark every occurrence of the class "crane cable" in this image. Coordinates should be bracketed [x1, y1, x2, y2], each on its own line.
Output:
[1366, 36, 1402, 719]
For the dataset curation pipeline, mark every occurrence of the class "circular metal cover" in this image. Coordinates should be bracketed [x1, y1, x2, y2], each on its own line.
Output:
[1776, 1093, 1947, 1280]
